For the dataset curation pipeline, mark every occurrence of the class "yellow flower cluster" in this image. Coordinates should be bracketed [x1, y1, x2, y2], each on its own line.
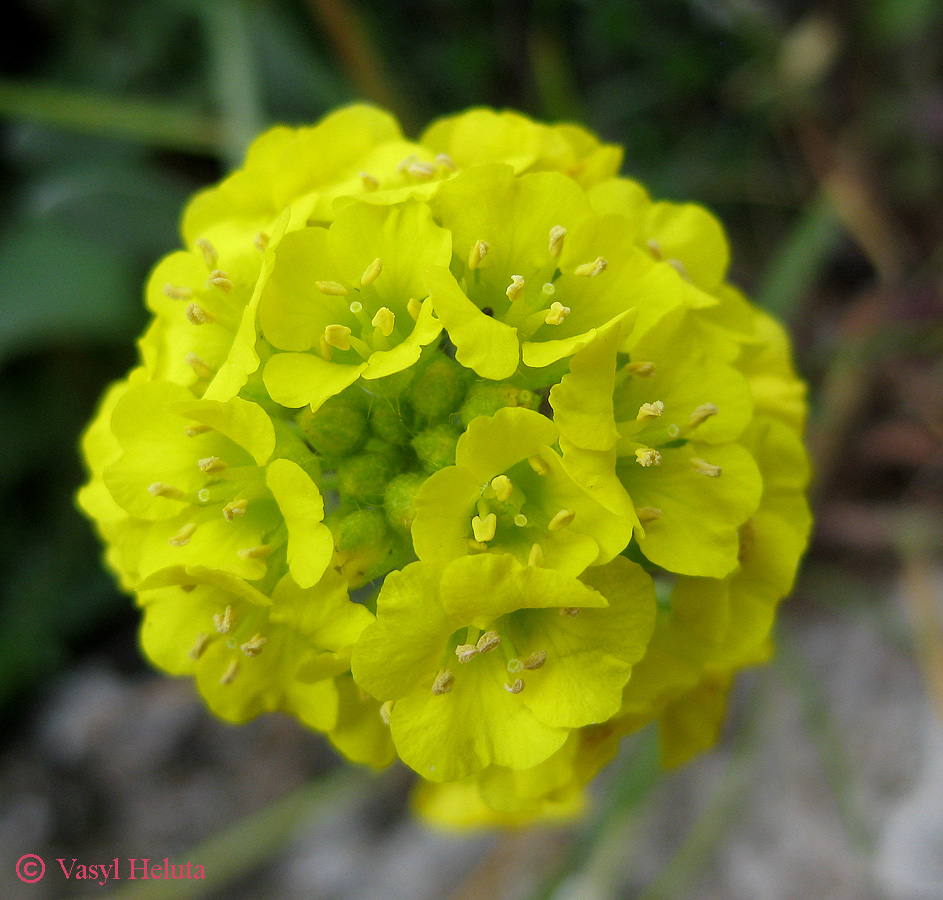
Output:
[78, 105, 811, 826]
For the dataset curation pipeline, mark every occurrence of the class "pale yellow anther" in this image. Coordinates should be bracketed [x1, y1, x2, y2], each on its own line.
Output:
[471, 512, 497, 543]
[372, 307, 395, 337]
[184, 424, 211, 437]
[168, 522, 197, 547]
[476, 631, 502, 654]
[527, 543, 544, 568]
[635, 506, 663, 523]
[397, 154, 418, 173]
[432, 669, 454, 695]
[544, 301, 570, 325]
[513, 513, 528, 527]
[690, 457, 722, 477]
[548, 225, 567, 258]
[316, 280, 348, 296]
[435, 152, 456, 170]
[360, 171, 379, 191]
[196, 238, 218, 268]
[207, 269, 234, 293]
[185, 352, 214, 378]
[455, 644, 479, 663]
[220, 660, 240, 685]
[506, 275, 525, 302]
[637, 400, 665, 420]
[523, 650, 547, 670]
[189, 632, 210, 660]
[148, 482, 184, 500]
[635, 448, 662, 467]
[667, 258, 691, 281]
[548, 509, 576, 531]
[214, 605, 235, 634]
[318, 335, 333, 361]
[238, 544, 273, 560]
[379, 700, 393, 724]
[528, 455, 550, 476]
[467, 239, 489, 270]
[407, 297, 422, 320]
[626, 360, 655, 377]
[507, 658, 524, 674]
[504, 678, 525, 694]
[198, 456, 227, 474]
[559, 607, 579, 616]
[490, 475, 513, 502]
[323, 324, 352, 351]
[574, 256, 607, 277]
[241, 633, 267, 657]
[185, 303, 215, 325]
[254, 232, 269, 252]
[407, 160, 437, 179]
[163, 283, 193, 300]
[647, 238, 662, 259]
[360, 257, 383, 287]
[689, 403, 719, 428]
[223, 499, 248, 521]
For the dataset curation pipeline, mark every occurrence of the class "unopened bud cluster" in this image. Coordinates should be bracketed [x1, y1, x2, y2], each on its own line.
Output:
[79, 105, 811, 826]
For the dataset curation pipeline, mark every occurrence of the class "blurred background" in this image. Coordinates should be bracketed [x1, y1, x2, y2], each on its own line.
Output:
[1, 0, 942, 898]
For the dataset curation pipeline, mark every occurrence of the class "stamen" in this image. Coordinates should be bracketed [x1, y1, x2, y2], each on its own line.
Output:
[471, 512, 497, 543]
[625, 361, 655, 377]
[148, 482, 184, 500]
[397, 154, 417, 173]
[169, 522, 197, 547]
[476, 631, 501, 654]
[574, 256, 607, 277]
[220, 660, 240, 685]
[238, 545, 273, 560]
[318, 335, 333, 361]
[527, 543, 544, 567]
[222, 499, 248, 521]
[528, 455, 550, 476]
[455, 644, 479, 663]
[548, 225, 567, 258]
[636, 506, 663, 523]
[379, 700, 393, 724]
[689, 403, 719, 428]
[635, 448, 662, 467]
[467, 239, 489, 270]
[506, 275, 525, 302]
[544, 301, 570, 325]
[407, 297, 422, 320]
[407, 161, 436, 179]
[504, 678, 524, 694]
[690, 457, 722, 477]
[316, 280, 348, 296]
[214, 605, 235, 634]
[647, 239, 662, 259]
[163, 284, 193, 300]
[513, 513, 528, 527]
[432, 669, 454, 695]
[184, 424, 211, 437]
[198, 456, 227, 474]
[523, 650, 547, 670]
[637, 401, 665, 420]
[323, 324, 352, 351]
[254, 232, 269, 252]
[490, 475, 513, 502]
[372, 307, 395, 337]
[206, 269, 234, 293]
[360, 171, 379, 191]
[559, 607, 579, 616]
[541, 282, 555, 296]
[196, 238, 218, 269]
[190, 632, 210, 660]
[667, 259, 691, 281]
[547, 509, 575, 531]
[186, 352, 214, 378]
[360, 257, 383, 286]
[186, 303, 215, 325]
[241, 633, 267, 657]
[435, 152, 456, 170]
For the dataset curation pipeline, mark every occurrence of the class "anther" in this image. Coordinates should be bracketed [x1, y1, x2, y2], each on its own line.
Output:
[214, 605, 235, 634]
[196, 238, 218, 268]
[647, 239, 662, 259]
[506, 275, 525, 302]
[407, 297, 422, 320]
[185, 303, 215, 325]
[163, 284, 193, 300]
[238, 545, 273, 560]
[397, 154, 417, 173]
[504, 678, 524, 694]
[690, 457, 722, 477]
[372, 307, 395, 337]
[490, 475, 513, 502]
[635, 448, 662, 467]
[435, 152, 456, 170]
[323, 324, 352, 351]
[149, 482, 184, 500]
[476, 631, 501, 654]
[574, 256, 607, 277]
[169, 522, 197, 547]
[636, 506, 663, 523]
[523, 650, 547, 670]
[207, 269, 234, 293]
[513, 514, 528, 527]
[316, 280, 348, 296]
[548, 509, 575, 531]
[455, 644, 479, 663]
[198, 456, 227, 474]
[667, 259, 691, 281]
[361, 257, 383, 287]
[186, 352, 214, 378]
[184, 424, 211, 437]
[223, 499, 248, 521]
[432, 669, 454, 695]
[407, 161, 436, 179]
[528, 455, 550, 476]
[254, 232, 269, 252]
[467, 239, 489, 270]
[379, 700, 393, 724]
[544, 301, 570, 325]
[190, 632, 210, 660]
[527, 543, 544, 567]
[637, 401, 665, 420]
[548, 225, 567, 258]
[471, 512, 497, 543]
[360, 171, 379, 191]
[689, 403, 719, 428]
[625, 361, 655, 377]
[241, 633, 267, 657]
[220, 660, 240, 685]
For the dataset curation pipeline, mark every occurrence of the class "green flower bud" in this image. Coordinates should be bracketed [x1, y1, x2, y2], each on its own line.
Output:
[411, 423, 460, 473]
[459, 381, 540, 426]
[332, 509, 400, 588]
[336, 451, 396, 504]
[384, 471, 427, 532]
[369, 402, 413, 445]
[298, 398, 368, 459]
[407, 355, 471, 422]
